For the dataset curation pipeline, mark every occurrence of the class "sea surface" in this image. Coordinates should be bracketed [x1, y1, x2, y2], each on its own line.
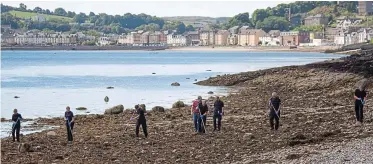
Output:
[1, 50, 345, 137]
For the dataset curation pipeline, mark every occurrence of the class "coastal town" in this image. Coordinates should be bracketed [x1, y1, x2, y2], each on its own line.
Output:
[2, 16, 373, 48]
[1, 1, 373, 49]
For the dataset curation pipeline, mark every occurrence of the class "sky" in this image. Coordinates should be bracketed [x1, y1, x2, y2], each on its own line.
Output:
[2, 1, 292, 17]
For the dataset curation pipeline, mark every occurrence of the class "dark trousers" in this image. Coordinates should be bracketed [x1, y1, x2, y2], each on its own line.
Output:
[213, 114, 222, 131]
[269, 110, 280, 130]
[12, 124, 20, 142]
[355, 101, 364, 122]
[66, 122, 74, 141]
[136, 119, 148, 138]
[198, 116, 207, 133]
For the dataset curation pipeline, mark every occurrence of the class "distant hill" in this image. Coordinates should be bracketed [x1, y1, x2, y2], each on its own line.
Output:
[8, 10, 73, 23]
[162, 16, 230, 25]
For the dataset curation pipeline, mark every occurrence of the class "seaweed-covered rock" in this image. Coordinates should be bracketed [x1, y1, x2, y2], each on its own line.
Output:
[152, 106, 165, 112]
[171, 82, 180, 86]
[172, 101, 185, 108]
[104, 105, 124, 114]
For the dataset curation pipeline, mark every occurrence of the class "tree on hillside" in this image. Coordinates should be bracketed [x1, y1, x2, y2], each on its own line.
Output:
[19, 3, 27, 11]
[54, 8, 67, 16]
[33, 7, 42, 13]
[45, 9, 51, 15]
[1, 13, 20, 28]
[208, 23, 221, 31]
[67, 11, 76, 18]
[1, 3, 14, 12]
[110, 23, 124, 34]
[252, 9, 269, 26]
[162, 21, 186, 34]
[185, 24, 195, 31]
[89, 12, 95, 17]
[136, 23, 160, 32]
[251, 1, 334, 29]
[227, 12, 252, 28]
[255, 16, 290, 32]
[73, 13, 88, 23]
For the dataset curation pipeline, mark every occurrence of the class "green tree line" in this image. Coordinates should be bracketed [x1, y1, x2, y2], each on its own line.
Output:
[1, 3, 193, 34]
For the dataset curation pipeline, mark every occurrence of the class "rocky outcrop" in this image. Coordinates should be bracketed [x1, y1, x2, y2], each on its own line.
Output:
[76, 107, 87, 110]
[152, 106, 165, 112]
[171, 82, 180, 86]
[104, 105, 124, 114]
[172, 101, 185, 108]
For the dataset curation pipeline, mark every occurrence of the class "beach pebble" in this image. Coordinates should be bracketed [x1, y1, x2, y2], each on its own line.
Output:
[207, 91, 214, 94]
[47, 131, 57, 136]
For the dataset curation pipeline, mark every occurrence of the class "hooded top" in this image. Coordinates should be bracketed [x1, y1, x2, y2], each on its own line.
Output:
[270, 96, 281, 111]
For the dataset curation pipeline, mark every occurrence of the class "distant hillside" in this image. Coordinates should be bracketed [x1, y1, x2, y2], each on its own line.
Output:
[163, 16, 230, 25]
[8, 10, 73, 23]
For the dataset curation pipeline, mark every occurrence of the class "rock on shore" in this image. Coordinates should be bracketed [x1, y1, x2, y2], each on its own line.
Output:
[104, 104, 124, 114]
[171, 82, 180, 86]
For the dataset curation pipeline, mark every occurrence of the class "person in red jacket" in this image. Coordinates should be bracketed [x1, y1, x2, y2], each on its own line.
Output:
[191, 96, 202, 133]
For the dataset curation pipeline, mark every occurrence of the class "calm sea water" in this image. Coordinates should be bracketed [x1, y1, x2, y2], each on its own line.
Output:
[1, 50, 345, 137]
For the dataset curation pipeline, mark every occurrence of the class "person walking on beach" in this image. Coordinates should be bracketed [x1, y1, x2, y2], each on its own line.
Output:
[133, 105, 148, 138]
[354, 86, 367, 125]
[269, 92, 281, 131]
[198, 100, 209, 133]
[191, 96, 202, 133]
[213, 96, 224, 131]
[65, 106, 75, 144]
[11, 109, 23, 142]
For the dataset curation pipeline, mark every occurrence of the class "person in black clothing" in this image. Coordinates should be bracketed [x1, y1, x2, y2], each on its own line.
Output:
[198, 100, 209, 133]
[354, 86, 367, 124]
[11, 109, 23, 142]
[213, 96, 224, 131]
[133, 105, 148, 138]
[65, 106, 75, 143]
[269, 92, 281, 130]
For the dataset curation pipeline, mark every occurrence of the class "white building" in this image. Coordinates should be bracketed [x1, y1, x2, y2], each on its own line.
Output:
[14, 32, 77, 45]
[98, 37, 110, 46]
[334, 36, 345, 46]
[357, 28, 372, 43]
[259, 36, 281, 46]
[167, 34, 189, 46]
[345, 32, 359, 45]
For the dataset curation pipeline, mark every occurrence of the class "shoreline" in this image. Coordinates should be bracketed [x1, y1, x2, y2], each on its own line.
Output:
[1, 50, 372, 163]
[167, 46, 338, 53]
[1, 45, 339, 53]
